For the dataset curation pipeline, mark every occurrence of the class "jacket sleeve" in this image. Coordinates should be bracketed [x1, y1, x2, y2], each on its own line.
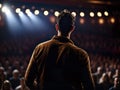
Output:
[79, 52, 95, 90]
[24, 46, 39, 90]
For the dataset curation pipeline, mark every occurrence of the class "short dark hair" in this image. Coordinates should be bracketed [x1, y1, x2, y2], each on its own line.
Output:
[57, 9, 75, 34]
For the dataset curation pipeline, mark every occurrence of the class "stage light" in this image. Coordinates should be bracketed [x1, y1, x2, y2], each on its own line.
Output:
[0, 3, 2, 8]
[27, 13, 32, 17]
[54, 11, 60, 17]
[104, 11, 109, 16]
[34, 10, 39, 15]
[16, 8, 21, 13]
[97, 12, 102, 17]
[25, 9, 30, 14]
[71, 12, 76, 17]
[50, 16, 56, 23]
[80, 12, 85, 17]
[2, 6, 10, 13]
[79, 18, 85, 24]
[3, 7, 21, 32]
[25, 9, 32, 16]
[90, 12, 94, 17]
[18, 12, 33, 30]
[110, 17, 115, 24]
[18, 12, 23, 17]
[98, 18, 104, 24]
[44, 10, 49, 16]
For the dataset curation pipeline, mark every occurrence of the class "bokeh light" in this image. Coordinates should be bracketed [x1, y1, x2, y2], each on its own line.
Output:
[2, 6, 10, 13]
[34, 10, 40, 15]
[50, 16, 56, 23]
[0, 3, 2, 8]
[104, 11, 109, 16]
[16, 8, 21, 13]
[79, 18, 85, 24]
[44, 10, 49, 16]
[54, 11, 60, 17]
[110, 17, 115, 24]
[90, 12, 95, 17]
[97, 12, 102, 17]
[71, 11, 76, 17]
[80, 12, 85, 17]
[98, 18, 104, 24]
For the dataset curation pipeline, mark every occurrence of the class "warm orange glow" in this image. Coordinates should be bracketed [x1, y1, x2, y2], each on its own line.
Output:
[98, 18, 104, 24]
[110, 17, 115, 24]
[50, 16, 56, 23]
[79, 18, 85, 24]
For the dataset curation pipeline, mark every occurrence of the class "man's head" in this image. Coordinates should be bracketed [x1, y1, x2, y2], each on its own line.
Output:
[56, 9, 75, 36]
[2, 80, 11, 90]
[12, 69, 19, 79]
[114, 76, 120, 88]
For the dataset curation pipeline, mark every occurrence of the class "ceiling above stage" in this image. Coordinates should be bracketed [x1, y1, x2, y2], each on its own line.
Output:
[2, 0, 120, 6]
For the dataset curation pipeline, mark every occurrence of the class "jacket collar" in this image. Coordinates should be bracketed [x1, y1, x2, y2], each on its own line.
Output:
[52, 35, 74, 44]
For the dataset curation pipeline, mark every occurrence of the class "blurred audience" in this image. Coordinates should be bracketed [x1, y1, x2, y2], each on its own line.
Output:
[93, 66, 103, 84]
[9, 69, 20, 90]
[0, 67, 6, 89]
[15, 77, 29, 90]
[109, 76, 120, 90]
[0, 31, 120, 90]
[98, 73, 112, 90]
[1, 80, 13, 90]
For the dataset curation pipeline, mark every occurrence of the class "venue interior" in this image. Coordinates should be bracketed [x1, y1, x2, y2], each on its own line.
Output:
[0, 0, 120, 90]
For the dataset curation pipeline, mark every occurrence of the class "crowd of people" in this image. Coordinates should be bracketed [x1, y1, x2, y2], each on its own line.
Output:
[0, 29, 120, 90]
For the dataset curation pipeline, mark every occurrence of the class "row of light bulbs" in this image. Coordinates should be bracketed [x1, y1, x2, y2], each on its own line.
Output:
[0, 3, 110, 18]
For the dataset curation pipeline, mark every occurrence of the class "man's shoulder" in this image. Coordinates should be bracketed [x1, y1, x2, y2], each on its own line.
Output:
[70, 44, 87, 55]
[36, 39, 52, 48]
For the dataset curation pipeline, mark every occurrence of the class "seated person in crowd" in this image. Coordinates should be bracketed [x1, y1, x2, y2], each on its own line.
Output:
[109, 75, 120, 90]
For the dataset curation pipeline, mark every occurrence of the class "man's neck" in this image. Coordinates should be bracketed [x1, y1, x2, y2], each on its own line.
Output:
[57, 31, 70, 39]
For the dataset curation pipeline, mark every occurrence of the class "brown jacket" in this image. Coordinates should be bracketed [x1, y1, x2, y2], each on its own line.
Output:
[24, 36, 95, 90]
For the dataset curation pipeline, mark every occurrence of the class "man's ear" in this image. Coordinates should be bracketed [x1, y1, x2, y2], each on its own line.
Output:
[55, 24, 59, 32]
